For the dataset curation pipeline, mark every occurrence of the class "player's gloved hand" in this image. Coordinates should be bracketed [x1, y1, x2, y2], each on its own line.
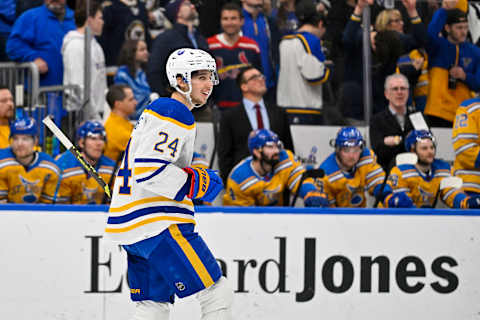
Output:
[384, 192, 415, 208]
[303, 191, 329, 207]
[461, 196, 480, 209]
[182, 167, 223, 202]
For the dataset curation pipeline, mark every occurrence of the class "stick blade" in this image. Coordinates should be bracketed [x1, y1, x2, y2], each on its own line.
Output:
[409, 112, 430, 131]
[440, 176, 463, 190]
[395, 152, 418, 166]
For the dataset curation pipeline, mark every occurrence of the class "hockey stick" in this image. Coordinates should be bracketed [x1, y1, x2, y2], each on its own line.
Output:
[373, 152, 418, 208]
[429, 176, 463, 208]
[290, 168, 325, 207]
[42, 116, 112, 200]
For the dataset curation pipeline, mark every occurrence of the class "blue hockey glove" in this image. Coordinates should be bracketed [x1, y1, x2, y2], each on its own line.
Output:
[384, 192, 415, 208]
[182, 167, 223, 202]
[462, 196, 480, 209]
[303, 191, 329, 207]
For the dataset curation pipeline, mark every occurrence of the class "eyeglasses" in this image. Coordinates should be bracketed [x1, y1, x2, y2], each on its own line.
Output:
[389, 86, 409, 92]
[244, 73, 265, 83]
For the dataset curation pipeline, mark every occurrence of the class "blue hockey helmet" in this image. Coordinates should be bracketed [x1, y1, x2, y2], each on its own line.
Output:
[331, 127, 365, 148]
[248, 129, 282, 154]
[76, 120, 106, 141]
[405, 130, 435, 152]
[10, 117, 37, 137]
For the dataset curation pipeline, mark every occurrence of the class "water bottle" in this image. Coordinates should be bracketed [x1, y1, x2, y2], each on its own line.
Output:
[384, 0, 395, 9]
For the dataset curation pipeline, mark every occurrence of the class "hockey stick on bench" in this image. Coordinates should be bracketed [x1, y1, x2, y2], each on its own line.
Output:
[42, 116, 111, 200]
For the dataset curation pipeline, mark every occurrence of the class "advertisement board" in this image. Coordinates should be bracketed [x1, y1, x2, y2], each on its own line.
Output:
[0, 205, 479, 320]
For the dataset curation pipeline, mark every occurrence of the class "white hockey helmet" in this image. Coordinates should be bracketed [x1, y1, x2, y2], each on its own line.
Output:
[166, 48, 218, 107]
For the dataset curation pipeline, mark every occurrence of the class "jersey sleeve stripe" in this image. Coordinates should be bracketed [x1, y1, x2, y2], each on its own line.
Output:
[109, 195, 193, 213]
[454, 142, 477, 156]
[168, 224, 215, 288]
[134, 158, 171, 164]
[136, 165, 167, 183]
[105, 216, 195, 233]
[144, 109, 195, 130]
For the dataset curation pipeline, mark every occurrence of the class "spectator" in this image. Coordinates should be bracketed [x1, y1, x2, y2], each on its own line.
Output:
[241, 0, 280, 96]
[114, 39, 151, 119]
[341, 0, 426, 122]
[196, 0, 232, 38]
[62, 0, 107, 121]
[147, 0, 208, 96]
[0, 86, 14, 148]
[388, 129, 480, 208]
[207, 2, 262, 109]
[0, 0, 15, 61]
[452, 97, 480, 196]
[6, 0, 76, 86]
[218, 66, 293, 182]
[277, 0, 329, 125]
[99, 0, 150, 67]
[397, 47, 428, 112]
[104, 84, 136, 165]
[317, 126, 414, 208]
[0, 117, 60, 204]
[424, 3, 480, 127]
[145, 0, 172, 38]
[369, 73, 414, 171]
[270, 0, 298, 37]
[223, 128, 327, 207]
[55, 120, 115, 204]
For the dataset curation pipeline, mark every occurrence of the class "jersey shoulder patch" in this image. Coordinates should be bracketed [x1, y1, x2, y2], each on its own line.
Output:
[145, 98, 195, 128]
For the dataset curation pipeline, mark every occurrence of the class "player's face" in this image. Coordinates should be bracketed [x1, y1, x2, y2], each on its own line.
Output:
[385, 77, 409, 110]
[260, 143, 280, 164]
[190, 70, 214, 106]
[88, 10, 104, 36]
[338, 146, 362, 170]
[11, 134, 36, 159]
[415, 139, 435, 165]
[221, 10, 243, 37]
[241, 69, 267, 96]
[83, 136, 105, 161]
[135, 41, 149, 64]
[0, 89, 14, 120]
[118, 88, 137, 116]
[446, 22, 468, 44]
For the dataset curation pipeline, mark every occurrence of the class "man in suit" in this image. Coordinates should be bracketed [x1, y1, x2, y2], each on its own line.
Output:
[369, 73, 414, 171]
[218, 66, 293, 182]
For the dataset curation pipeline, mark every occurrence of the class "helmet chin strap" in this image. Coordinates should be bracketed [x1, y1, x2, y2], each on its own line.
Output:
[174, 85, 212, 109]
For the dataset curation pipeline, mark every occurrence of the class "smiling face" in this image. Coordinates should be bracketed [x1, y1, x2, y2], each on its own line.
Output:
[189, 70, 214, 106]
[221, 9, 244, 37]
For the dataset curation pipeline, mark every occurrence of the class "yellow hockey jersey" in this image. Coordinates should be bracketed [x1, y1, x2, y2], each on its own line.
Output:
[452, 98, 480, 193]
[223, 149, 316, 206]
[387, 160, 467, 208]
[0, 125, 10, 149]
[0, 148, 60, 203]
[55, 151, 115, 204]
[319, 148, 386, 207]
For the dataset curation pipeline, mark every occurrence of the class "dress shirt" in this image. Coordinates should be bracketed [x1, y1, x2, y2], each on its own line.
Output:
[243, 98, 270, 130]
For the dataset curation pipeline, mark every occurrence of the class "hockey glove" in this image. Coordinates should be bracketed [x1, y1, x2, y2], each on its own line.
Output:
[303, 191, 329, 207]
[182, 167, 223, 202]
[461, 196, 480, 209]
[383, 192, 415, 208]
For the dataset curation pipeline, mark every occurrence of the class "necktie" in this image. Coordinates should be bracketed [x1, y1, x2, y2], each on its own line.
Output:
[254, 104, 264, 129]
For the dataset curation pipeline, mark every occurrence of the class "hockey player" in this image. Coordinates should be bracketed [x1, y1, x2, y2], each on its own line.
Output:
[55, 120, 115, 204]
[388, 129, 480, 208]
[317, 127, 414, 208]
[105, 48, 232, 320]
[0, 117, 60, 203]
[223, 128, 328, 207]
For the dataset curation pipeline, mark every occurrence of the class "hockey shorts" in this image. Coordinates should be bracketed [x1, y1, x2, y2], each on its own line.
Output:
[122, 223, 222, 302]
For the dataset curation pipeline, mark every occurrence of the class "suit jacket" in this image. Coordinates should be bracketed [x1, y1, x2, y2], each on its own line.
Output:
[218, 102, 293, 182]
[369, 108, 414, 171]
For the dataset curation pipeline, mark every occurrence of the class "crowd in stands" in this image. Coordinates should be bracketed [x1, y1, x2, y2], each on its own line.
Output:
[1, 0, 480, 208]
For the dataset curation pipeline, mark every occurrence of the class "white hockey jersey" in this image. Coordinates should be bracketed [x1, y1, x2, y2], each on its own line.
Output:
[105, 98, 196, 244]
